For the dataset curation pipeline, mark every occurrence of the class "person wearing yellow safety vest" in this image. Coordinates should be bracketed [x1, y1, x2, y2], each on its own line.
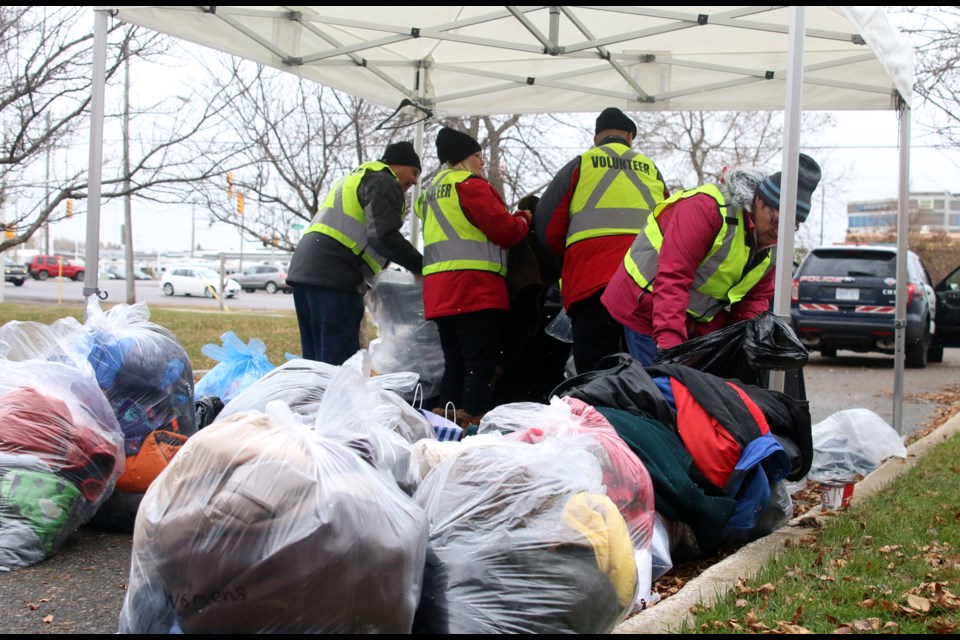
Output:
[416, 127, 533, 427]
[535, 107, 670, 375]
[286, 141, 424, 365]
[601, 155, 822, 365]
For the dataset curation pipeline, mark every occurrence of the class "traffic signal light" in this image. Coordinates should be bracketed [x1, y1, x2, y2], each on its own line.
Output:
[237, 192, 244, 216]
[227, 172, 234, 200]
[3, 224, 13, 239]
[66, 199, 73, 217]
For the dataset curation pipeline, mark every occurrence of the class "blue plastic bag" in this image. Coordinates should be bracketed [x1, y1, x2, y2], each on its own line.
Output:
[194, 331, 275, 404]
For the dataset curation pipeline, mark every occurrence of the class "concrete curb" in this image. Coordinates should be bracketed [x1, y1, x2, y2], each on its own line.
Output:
[613, 410, 960, 634]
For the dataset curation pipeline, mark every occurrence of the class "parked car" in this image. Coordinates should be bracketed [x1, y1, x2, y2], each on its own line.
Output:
[133, 268, 154, 280]
[160, 266, 241, 299]
[932, 263, 960, 361]
[4, 260, 28, 286]
[29, 255, 85, 281]
[791, 244, 938, 368]
[233, 264, 292, 294]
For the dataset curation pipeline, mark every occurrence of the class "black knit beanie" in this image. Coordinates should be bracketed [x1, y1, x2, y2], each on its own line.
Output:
[436, 127, 482, 165]
[380, 141, 422, 172]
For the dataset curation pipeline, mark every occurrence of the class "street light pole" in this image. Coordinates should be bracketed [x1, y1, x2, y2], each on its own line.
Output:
[190, 203, 196, 258]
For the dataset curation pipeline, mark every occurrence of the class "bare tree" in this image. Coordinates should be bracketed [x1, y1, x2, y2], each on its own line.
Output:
[897, 6, 960, 148]
[0, 7, 236, 255]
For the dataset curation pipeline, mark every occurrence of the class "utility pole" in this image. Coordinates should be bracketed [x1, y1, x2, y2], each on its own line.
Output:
[44, 112, 51, 255]
[190, 203, 196, 258]
[122, 42, 135, 303]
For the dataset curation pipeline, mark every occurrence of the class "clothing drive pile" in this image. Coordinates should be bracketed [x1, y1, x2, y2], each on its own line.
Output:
[0, 298, 197, 567]
[0, 299, 813, 632]
[116, 320, 812, 634]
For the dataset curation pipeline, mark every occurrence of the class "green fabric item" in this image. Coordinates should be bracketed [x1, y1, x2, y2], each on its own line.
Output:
[595, 406, 735, 554]
[1, 468, 83, 552]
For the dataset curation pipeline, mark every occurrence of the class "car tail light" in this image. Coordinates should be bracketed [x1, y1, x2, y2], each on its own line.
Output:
[791, 279, 799, 302]
[906, 282, 916, 305]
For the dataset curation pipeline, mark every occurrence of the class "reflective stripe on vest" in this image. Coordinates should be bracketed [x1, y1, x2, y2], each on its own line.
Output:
[624, 184, 772, 321]
[303, 161, 392, 274]
[414, 169, 506, 276]
[566, 143, 667, 247]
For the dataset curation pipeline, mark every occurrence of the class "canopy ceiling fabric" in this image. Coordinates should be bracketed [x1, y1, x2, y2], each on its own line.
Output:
[87, 6, 916, 431]
[99, 5, 913, 116]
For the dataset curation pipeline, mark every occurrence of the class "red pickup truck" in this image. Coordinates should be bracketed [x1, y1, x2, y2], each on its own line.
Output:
[29, 255, 85, 281]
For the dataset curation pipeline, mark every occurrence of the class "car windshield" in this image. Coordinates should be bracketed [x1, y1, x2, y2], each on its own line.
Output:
[196, 269, 220, 279]
[802, 250, 896, 278]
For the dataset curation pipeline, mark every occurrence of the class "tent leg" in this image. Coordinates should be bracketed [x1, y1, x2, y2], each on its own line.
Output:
[83, 9, 109, 315]
[892, 104, 912, 435]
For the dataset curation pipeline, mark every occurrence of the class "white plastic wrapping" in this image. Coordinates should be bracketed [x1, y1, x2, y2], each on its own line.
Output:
[808, 408, 908, 483]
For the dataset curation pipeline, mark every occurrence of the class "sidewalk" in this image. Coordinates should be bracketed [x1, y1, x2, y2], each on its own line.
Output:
[613, 409, 960, 634]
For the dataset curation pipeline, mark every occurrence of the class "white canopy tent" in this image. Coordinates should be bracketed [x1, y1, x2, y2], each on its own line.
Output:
[85, 6, 915, 429]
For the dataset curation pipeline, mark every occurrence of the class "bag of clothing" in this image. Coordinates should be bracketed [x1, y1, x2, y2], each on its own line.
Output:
[654, 311, 808, 387]
[411, 434, 637, 634]
[0, 360, 124, 570]
[120, 399, 430, 633]
[81, 299, 197, 532]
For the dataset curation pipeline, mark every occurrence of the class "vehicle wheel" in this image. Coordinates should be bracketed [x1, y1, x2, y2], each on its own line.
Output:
[203, 286, 214, 298]
[905, 327, 930, 369]
[265, 281, 278, 294]
[73, 271, 84, 282]
[928, 338, 944, 364]
[12, 279, 24, 287]
[821, 346, 837, 358]
[162, 283, 174, 296]
[37, 270, 49, 281]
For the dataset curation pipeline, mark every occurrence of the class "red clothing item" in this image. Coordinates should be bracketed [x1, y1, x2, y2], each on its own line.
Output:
[422, 175, 531, 320]
[601, 192, 775, 349]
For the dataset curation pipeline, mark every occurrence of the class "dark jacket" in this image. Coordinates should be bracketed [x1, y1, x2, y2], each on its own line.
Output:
[286, 167, 423, 294]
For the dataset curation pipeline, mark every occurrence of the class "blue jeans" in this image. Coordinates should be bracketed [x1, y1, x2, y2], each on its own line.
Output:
[292, 283, 365, 365]
[624, 328, 657, 366]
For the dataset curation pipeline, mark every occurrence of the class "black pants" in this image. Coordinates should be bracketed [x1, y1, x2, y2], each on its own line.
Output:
[433, 309, 506, 415]
[567, 289, 625, 375]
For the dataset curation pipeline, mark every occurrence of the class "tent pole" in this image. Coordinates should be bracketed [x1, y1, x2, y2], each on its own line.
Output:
[409, 64, 428, 253]
[769, 5, 806, 394]
[83, 9, 109, 315]
[892, 103, 911, 435]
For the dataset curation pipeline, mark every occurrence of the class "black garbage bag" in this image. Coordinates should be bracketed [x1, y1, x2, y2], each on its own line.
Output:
[653, 312, 808, 389]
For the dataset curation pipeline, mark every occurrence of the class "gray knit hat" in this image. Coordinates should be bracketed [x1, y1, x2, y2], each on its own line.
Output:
[757, 153, 822, 222]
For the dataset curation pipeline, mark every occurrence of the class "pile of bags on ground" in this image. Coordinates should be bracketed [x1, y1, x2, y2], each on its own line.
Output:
[2, 302, 905, 633]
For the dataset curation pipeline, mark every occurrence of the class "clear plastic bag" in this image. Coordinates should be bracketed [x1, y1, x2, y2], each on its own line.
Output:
[0, 360, 124, 569]
[808, 408, 907, 483]
[478, 396, 657, 612]
[194, 331, 276, 404]
[119, 400, 430, 633]
[412, 435, 637, 634]
[364, 269, 444, 400]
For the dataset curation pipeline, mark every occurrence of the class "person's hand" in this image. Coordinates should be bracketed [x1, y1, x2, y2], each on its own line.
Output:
[515, 209, 533, 226]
